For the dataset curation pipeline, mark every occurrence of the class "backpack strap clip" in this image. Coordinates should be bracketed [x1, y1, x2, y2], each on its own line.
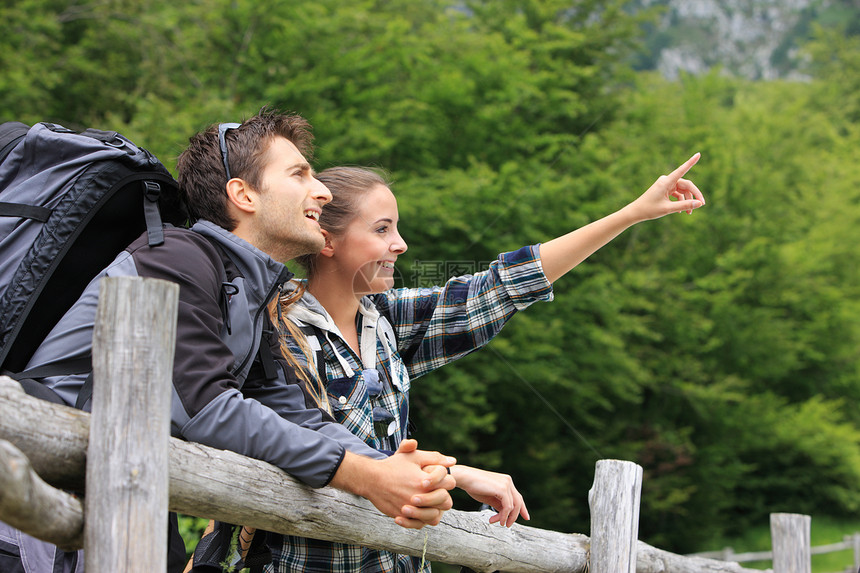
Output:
[143, 180, 165, 246]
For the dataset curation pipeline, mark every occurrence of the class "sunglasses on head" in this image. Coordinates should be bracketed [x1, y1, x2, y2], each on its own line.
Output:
[218, 122, 241, 180]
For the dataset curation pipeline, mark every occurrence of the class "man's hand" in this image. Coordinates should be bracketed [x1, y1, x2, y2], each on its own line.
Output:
[450, 465, 529, 527]
[331, 439, 456, 529]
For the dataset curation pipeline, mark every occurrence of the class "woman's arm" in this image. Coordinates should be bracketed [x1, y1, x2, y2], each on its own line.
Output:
[540, 153, 705, 283]
[379, 243, 553, 379]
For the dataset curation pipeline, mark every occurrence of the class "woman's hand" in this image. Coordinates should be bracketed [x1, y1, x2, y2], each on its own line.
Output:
[450, 465, 529, 527]
[624, 152, 706, 221]
[539, 153, 706, 283]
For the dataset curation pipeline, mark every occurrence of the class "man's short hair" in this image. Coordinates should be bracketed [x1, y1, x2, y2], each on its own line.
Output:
[177, 107, 315, 230]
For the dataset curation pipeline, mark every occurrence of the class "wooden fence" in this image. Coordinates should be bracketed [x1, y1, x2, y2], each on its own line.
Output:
[0, 276, 848, 572]
[690, 533, 860, 573]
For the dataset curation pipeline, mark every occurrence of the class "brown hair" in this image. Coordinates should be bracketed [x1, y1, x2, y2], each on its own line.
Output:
[177, 107, 315, 230]
[295, 166, 391, 278]
[269, 287, 330, 414]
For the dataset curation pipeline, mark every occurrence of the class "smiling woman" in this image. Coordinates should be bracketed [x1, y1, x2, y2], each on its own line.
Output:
[323, 182, 407, 296]
[269, 157, 704, 573]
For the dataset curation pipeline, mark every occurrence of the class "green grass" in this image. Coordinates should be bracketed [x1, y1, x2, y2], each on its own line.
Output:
[705, 516, 860, 572]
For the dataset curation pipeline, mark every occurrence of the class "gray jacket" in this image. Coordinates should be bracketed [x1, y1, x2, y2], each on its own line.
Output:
[0, 220, 383, 573]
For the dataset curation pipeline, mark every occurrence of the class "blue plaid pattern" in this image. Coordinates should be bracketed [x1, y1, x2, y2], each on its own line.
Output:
[268, 245, 552, 573]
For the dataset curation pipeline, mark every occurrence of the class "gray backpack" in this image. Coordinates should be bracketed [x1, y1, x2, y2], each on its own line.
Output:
[0, 121, 187, 399]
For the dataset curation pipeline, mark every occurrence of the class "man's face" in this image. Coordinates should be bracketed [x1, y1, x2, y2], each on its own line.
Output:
[252, 136, 332, 262]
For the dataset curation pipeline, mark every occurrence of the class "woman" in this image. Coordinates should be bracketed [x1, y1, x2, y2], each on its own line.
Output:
[271, 155, 705, 572]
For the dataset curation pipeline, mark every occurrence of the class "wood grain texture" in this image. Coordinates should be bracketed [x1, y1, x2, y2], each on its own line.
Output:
[85, 277, 178, 573]
[770, 513, 811, 573]
[0, 376, 776, 573]
[588, 459, 643, 573]
[0, 438, 83, 550]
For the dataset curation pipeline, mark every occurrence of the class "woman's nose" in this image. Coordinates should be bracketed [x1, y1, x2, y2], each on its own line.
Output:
[391, 233, 407, 254]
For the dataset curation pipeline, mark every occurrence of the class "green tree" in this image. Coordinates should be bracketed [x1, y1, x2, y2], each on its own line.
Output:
[6, 0, 860, 555]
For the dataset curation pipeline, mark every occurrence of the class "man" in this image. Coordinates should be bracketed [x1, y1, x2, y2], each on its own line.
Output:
[0, 109, 455, 573]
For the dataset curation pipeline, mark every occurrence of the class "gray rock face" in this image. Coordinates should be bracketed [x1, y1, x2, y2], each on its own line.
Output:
[634, 0, 832, 80]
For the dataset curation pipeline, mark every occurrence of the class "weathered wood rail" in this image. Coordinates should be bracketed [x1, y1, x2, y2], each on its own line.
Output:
[691, 531, 860, 572]
[0, 276, 831, 572]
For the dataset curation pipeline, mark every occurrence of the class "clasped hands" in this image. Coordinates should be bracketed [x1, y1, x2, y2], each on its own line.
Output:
[381, 439, 528, 530]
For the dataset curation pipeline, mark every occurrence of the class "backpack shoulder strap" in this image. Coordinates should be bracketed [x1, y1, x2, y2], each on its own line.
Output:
[10, 357, 94, 408]
[291, 321, 327, 385]
[369, 294, 413, 362]
[0, 122, 37, 219]
[0, 121, 29, 165]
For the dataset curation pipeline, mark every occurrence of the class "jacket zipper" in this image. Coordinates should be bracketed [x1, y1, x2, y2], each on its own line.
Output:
[233, 266, 292, 378]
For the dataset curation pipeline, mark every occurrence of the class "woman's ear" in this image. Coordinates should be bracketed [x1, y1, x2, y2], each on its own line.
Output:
[319, 229, 336, 258]
[225, 178, 256, 215]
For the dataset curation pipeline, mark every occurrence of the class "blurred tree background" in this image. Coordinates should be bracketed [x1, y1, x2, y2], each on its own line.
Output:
[6, 0, 860, 555]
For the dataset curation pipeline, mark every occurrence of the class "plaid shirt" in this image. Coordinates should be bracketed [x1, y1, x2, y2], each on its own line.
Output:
[268, 245, 553, 573]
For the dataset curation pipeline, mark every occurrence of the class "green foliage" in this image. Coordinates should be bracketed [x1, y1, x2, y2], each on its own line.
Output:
[6, 0, 860, 556]
[564, 67, 860, 550]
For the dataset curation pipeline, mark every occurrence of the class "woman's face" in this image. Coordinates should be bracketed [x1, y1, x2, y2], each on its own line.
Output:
[330, 184, 408, 296]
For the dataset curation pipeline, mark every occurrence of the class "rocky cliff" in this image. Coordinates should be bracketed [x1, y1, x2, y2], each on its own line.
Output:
[632, 0, 852, 79]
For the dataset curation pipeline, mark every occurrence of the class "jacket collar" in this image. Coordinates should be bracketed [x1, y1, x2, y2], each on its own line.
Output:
[284, 281, 384, 371]
[191, 220, 293, 303]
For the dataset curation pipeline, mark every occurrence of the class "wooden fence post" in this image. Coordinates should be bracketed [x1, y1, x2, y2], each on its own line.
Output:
[84, 277, 178, 573]
[588, 459, 643, 573]
[770, 513, 811, 573]
[853, 532, 860, 573]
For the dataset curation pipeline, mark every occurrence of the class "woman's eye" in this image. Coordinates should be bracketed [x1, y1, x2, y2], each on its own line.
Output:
[375, 226, 389, 234]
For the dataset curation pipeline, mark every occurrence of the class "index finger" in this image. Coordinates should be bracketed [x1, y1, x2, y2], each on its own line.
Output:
[668, 152, 701, 181]
[421, 465, 455, 490]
